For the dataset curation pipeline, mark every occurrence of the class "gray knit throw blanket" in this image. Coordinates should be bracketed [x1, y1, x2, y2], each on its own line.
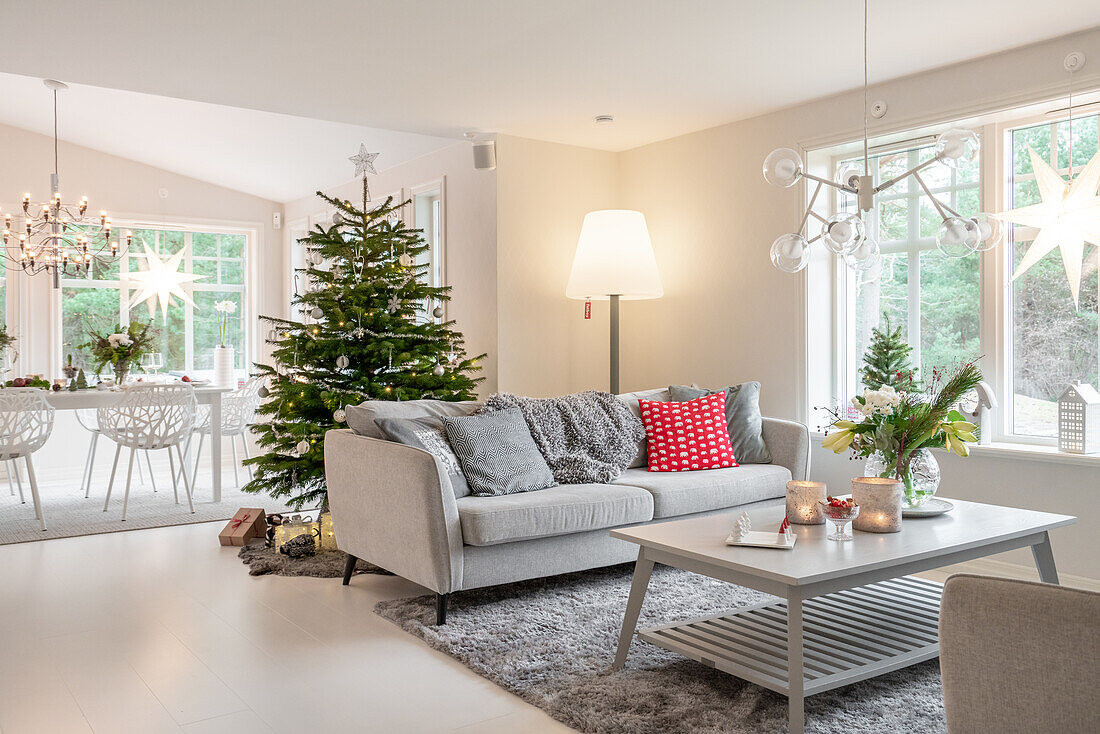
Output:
[483, 391, 644, 484]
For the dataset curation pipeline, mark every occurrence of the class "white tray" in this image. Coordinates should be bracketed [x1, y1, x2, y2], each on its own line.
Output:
[725, 530, 796, 550]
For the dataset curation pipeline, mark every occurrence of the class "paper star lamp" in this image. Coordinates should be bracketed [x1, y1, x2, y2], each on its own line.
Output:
[1000, 146, 1100, 308]
[128, 244, 206, 320]
[349, 144, 379, 178]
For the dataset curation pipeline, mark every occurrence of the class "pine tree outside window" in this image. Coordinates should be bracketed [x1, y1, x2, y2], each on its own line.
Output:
[59, 225, 249, 377]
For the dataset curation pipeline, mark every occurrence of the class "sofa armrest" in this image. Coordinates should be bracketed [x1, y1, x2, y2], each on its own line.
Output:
[324, 429, 463, 594]
[761, 417, 810, 480]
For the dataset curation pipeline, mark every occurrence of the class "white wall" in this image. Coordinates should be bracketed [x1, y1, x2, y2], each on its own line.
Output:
[1, 122, 283, 476]
[283, 142, 499, 395]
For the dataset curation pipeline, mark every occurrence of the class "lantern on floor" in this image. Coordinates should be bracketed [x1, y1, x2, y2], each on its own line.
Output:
[273, 514, 320, 547]
[1058, 384, 1100, 454]
[318, 511, 339, 551]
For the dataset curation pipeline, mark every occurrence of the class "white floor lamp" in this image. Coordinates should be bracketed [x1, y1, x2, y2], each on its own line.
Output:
[566, 210, 663, 394]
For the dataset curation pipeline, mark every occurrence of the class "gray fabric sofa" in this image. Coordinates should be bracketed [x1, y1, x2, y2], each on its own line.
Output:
[324, 388, 810, 623]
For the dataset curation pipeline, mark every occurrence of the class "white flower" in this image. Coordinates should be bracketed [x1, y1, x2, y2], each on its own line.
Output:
[107, 333, 133, 348]
[852, 385, 903, 417]
[214, 300, 237, 314]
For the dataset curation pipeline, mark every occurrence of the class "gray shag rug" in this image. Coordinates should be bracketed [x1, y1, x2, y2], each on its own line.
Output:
[375, 564, 945, 734]
[237, 542, 392, 577]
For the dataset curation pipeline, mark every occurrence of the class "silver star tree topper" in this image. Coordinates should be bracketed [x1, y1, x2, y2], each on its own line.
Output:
[349, 144, 380, 178]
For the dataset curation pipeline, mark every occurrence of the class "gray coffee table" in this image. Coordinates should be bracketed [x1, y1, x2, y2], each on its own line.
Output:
[610, 498, 1075, 734]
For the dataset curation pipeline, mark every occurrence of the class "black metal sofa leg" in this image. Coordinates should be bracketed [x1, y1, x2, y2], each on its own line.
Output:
[435, 593, 449, 625]
[342, 553, 357, 585]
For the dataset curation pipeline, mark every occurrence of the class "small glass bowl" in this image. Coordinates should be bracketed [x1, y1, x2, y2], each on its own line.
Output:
[821, 505, 860, 542]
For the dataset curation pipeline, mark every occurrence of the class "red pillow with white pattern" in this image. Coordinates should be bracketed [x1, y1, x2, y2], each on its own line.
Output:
[639, 392, 739, 472]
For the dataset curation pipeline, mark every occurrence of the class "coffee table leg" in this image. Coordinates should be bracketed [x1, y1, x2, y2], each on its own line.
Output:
[787, 590, 805, 734]
[1031, 532, 1060, 585]
[612, 549, 654, 671]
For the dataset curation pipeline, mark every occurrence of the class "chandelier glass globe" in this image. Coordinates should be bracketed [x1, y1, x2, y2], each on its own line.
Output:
[835, 164, 864, 191]
[770, 233, 811, 273]
[970, 212, 1003, 251]
[935, 128, 980, 169]
[762, 148, 804, 188]
[822, 213, 865, 254]
[843, 236, 881, 272]
[936, 216, 981, 257]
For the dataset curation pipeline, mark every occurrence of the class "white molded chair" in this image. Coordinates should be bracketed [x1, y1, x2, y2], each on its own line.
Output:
[76, 408, 157, 498]
[187, 376, 264, 488]
[98, 384, 197, 521]
[0, 388, 56, 531]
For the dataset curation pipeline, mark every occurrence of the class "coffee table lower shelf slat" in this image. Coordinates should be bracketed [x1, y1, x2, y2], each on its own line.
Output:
[637, 576, 942, 697]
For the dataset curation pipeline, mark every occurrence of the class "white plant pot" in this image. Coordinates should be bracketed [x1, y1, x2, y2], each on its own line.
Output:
[213, 345, 235, 387]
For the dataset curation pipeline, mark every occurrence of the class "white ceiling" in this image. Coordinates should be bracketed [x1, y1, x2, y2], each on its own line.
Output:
[1, 1, 1099, 199]
[0, 72, 455, 203]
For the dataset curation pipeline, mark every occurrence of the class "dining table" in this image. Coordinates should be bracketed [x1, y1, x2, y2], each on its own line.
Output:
[44, 384, 234, 502]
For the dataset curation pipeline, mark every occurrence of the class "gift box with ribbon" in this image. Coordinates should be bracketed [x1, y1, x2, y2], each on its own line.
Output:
[219, 507, 267, 547]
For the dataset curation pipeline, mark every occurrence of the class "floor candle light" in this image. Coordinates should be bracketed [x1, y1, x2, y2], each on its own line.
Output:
[851, 477, 903, 533]
[786, 481, 826, 525]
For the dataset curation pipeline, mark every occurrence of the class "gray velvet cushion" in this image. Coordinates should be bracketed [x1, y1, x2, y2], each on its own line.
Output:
[456, 483, 654, 546]
[668, 382, 772, 464]
[442, 408, 556, 497]
[374, 416, 471, 499]
[616, 387, 671, 468]
[345, 399, 481, 439]
[613, 464, 790, 518]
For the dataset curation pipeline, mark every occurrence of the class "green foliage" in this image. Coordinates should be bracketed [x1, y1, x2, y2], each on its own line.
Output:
[78, 321, 158, 376]
[860, 317, 919, 392]
[0, 324, 15, 353]
[244, 183, 485, 511]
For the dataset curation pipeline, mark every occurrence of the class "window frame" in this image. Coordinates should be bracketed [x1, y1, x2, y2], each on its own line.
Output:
[54, 220, 254, 376]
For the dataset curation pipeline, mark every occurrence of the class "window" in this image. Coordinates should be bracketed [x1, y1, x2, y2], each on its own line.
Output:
[836, 142, 981, 402]
[61, 226, 248, 375]
[1006, 115, 1099, 438]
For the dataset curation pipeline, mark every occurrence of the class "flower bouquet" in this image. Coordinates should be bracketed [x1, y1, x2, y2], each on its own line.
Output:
[79, 321, 157, 385]
[822, 361, 982, 507]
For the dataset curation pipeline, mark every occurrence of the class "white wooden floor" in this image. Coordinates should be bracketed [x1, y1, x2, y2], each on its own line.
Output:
[0, 520, 575, 734]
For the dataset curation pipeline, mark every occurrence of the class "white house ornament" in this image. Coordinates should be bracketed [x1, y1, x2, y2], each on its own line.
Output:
[398, 252, 415, 267]
[1000, 146, 1100, 308]
[127, 244, 206, 320]
[349, 144, 379, 178]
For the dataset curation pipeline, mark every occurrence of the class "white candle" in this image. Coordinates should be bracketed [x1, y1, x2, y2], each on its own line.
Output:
[851, 477, 903, 533]
[786, 480, 827, 525]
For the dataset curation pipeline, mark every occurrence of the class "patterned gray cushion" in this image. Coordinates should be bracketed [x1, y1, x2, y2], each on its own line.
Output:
[374, 416, 471, 499]
[442, 408, 556, 497]
[668, 382, 772, 464]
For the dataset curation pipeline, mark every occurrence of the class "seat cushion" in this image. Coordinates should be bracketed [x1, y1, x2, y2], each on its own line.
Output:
[457, 483, 654, 546]
[614, 464, 790, 518]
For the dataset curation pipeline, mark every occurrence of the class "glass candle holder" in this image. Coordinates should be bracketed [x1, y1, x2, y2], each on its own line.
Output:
[851, 477, 904, 533]
[786, 481, 827, 525]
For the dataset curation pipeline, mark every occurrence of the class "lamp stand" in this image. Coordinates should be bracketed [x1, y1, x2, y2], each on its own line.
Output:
[609, 294, 620, 394]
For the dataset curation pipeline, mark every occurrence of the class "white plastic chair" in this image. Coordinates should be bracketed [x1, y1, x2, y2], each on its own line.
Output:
[76, 408, 157, 498]
[0, 388, 56, 531]
[98, 384, 197, 521]
[185, 376, 264, 488]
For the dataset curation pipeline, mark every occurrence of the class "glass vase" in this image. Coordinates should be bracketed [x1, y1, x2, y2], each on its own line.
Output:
[864, 448, 941, 509]
[113, 362, 130, 386]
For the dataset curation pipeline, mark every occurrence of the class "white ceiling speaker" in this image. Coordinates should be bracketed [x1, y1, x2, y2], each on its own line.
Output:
[465, 132, 496, 170]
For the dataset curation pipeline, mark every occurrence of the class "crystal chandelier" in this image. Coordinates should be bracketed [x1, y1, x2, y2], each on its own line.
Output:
[762, 1, 1002, 274]
[1, 79, 130, 288]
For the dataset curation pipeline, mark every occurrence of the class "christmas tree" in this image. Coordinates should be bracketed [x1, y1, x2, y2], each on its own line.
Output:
[244, 151, 484, 511]
[860, 317, 919, 393]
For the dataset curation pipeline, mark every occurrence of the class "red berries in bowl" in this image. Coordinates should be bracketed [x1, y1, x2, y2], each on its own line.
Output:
[819, 496, 858, 518]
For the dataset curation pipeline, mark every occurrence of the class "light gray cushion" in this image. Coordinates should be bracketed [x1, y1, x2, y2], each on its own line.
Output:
[442, 408, 556, 497]
[456, 483, 654, 546]
[374, 416, 471, 499]
[613, 464, 790, 518]
[345, 399, 481, 439]
[616, 388, 671, 468]
[668, 382, 772, 464]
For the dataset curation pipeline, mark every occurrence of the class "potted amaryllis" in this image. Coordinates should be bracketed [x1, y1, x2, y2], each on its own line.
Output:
[212, 299, 237, 387]
[822, 361, 982, 508]
[79, 321, 157, 385]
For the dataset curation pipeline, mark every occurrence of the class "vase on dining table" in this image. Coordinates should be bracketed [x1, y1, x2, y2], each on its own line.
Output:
[113, 361, 131, 386]
[213, 345, 235, 387]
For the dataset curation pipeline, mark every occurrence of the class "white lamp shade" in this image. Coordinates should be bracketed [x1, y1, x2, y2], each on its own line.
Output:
[565, 210, 663, 300]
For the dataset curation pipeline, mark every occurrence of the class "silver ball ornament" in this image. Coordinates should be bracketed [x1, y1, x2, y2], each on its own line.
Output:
[432, 306, 444, 318]
[309, 251, 325, 266]
[296, 440, 311, 456]
[332, 212, 344, 225]
[310, 306, 323, 319]
[258, 386, 269, 398]
[433, 364, 445, 377]
[333, 408, 347, 423]
[336, 355, 350, 369]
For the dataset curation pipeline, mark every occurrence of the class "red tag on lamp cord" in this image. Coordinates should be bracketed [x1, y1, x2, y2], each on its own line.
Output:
[584, 299, 591, 319]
